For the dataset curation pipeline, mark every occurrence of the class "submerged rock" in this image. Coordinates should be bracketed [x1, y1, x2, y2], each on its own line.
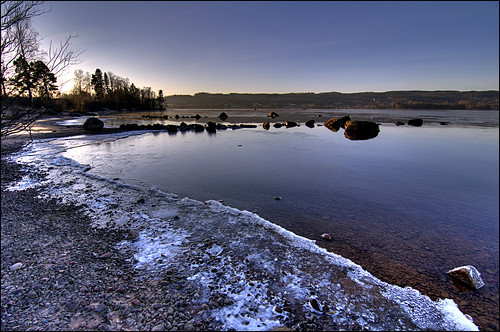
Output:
[395, 121, 405, 126]
[83, 117, 104, 131]
[447, 265, 485, 290]
[321, 233, 332, 241]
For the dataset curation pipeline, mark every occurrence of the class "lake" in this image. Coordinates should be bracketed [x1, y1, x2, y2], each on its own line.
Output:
[53, 108, 500, 330]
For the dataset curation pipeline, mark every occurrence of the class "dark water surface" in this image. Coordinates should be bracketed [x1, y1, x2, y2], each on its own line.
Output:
[62, 109, 499, 330]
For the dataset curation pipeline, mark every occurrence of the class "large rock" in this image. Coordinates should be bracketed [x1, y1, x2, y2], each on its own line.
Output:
[83, 117, 104, 132]
[447, 265, 485, 290]
[324, 116, 351, 132]
[408, 118, 423, 127]
[305, 119, 315, 128]
[285, 121, 298, 128]
[344, 120, 380, 140]
[205, 121, 217, 133]
[268, 111, 279, 119]
[193, 124, 205, 132]
[262, 121, 270, 130]
[218, 112, 228, 121]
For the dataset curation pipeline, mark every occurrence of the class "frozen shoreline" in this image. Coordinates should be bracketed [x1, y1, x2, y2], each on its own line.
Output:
[3, 132, 480, 331]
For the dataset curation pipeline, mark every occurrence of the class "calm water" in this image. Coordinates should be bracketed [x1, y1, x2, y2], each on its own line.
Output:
[62, 109, 499, 330]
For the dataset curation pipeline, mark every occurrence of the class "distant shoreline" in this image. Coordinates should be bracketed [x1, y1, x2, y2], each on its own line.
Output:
[164, 90, 499, 110]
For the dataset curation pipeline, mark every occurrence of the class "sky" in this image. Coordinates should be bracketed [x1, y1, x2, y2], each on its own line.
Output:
[30, 1, 499, 95]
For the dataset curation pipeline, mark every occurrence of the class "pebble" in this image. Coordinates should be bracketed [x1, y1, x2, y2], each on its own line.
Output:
[152, 323, 164, 331]
[321, 233, 332, 241]
[10, 262, 23, 271]
[95, 303, 108, 313]
[97, 252, 112, 259]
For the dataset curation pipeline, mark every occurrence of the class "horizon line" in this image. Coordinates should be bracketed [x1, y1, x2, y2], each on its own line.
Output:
[165, 89, 500, 96]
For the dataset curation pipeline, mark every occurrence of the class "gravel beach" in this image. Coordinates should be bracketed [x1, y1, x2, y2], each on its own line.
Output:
[1, 154, 226, 331]
[0, 117, 222, 331]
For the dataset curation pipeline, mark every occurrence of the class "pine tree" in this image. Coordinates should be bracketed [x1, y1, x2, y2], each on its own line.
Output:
[31, 60, 58, 101]
[90, 68, 104, 100]
[157, 89, 165, 109]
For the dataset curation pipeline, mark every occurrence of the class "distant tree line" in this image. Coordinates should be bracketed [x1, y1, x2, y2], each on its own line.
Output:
[166, 91, 499, 110]
[60, 68, 165, 112]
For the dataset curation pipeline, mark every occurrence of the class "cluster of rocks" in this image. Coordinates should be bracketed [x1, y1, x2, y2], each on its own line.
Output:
[395, 119, 425, 127]
[83, 111, 427, 139]
[117, 122, 257, 134]
[141, 114, 204, 121]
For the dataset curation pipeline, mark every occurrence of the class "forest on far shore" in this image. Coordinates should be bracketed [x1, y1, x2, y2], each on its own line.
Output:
[164, 90, 499, 110]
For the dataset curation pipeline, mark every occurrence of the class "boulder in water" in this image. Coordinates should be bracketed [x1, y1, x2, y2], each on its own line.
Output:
[321, 233, 331, 241]
[447, 265, 485, 290]
[83, 117, 104, 132]
[324, 116, 350, 132]
[268, 111, 279, 119]
[305, 119, 315, 128]
[218, 112, 228, 121]
[408, 118, 423, 127]
[344, 120, 380, 140]
[205, 121, 217, 133]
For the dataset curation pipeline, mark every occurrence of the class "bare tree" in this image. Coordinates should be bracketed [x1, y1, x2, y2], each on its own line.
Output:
[1, 0, 83, 140]
[44, 32, 84, 79]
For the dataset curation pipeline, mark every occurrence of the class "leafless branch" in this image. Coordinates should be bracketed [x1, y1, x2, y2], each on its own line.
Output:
[45, 32, 85, 78]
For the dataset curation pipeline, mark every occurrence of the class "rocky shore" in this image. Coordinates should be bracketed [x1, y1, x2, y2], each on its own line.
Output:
[0, 156, 225, 331]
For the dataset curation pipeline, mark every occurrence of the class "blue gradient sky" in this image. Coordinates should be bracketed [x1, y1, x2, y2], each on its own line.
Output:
[31, 1, 499, 95]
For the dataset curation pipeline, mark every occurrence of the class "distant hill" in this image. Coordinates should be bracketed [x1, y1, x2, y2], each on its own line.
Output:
[165, 90, 499, 110]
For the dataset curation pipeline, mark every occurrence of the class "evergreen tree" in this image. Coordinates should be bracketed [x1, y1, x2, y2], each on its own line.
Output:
[10, 56, 33, 98]
[90, 68, 104, 100]
[31, 60, 57, 101]
[157, 89, 165, 109]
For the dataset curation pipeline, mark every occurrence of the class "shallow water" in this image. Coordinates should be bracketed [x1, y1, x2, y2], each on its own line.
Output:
[12, 109, 499, 330]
